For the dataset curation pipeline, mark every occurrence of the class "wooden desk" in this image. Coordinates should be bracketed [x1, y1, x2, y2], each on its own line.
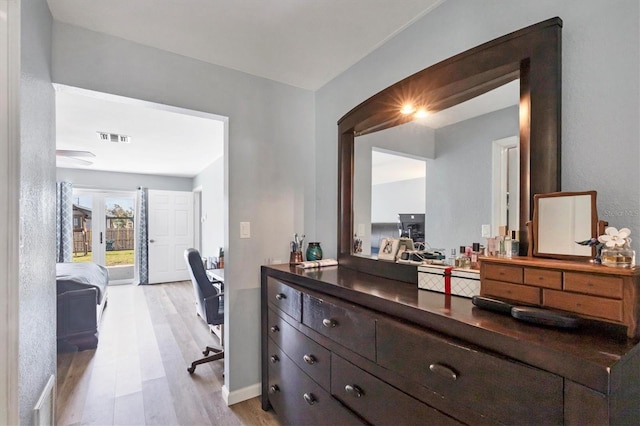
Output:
[206, 268, 224, 284]
[205, 268, 224, 344]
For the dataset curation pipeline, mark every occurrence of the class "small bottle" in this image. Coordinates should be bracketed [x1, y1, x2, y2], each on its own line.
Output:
[457, 246, 471, 269]
[456, 246, 466, 268]
[449, 248, 457, 267]
[511, 231, 520, 257]
[504, 232, 512, 258]
[471, 242, 480, 268]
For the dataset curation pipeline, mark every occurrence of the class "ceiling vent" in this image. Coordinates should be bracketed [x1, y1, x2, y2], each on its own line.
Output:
[97, 131, 131, 143]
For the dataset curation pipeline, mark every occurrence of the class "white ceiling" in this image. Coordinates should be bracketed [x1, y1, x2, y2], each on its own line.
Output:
[46, 0, 444, 91]
[372, 151, 426, 185]
[49, 0, 445, 177]
[55, 85, 225, 178]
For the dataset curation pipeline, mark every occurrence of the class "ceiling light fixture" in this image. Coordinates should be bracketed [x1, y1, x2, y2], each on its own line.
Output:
[400, 104, 416, 115]
[414, 108, 429, 118]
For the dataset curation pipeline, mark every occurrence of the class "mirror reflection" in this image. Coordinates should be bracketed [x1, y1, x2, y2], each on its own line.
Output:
[534, 191, 597, 258]
[353, 80, 520, 259]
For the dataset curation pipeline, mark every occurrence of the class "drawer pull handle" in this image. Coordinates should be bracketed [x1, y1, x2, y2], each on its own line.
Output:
[345, 384, 363, 398]
[303, 354, 316, 365]
[322, 318, 337, 328]
[275, 293, 286, 301]
[429, 363, 458, 381]
[270, 355, 279, 364]
[269, 385, 280, 394]
[303, 393, 317, 405]
[270, 325, 280, 333]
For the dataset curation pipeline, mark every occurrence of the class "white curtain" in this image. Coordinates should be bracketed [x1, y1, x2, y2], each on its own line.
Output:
[134, 187, 149, 284]
[56, 182, 73, 263]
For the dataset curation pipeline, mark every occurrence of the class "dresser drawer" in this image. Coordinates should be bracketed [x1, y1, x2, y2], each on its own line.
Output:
[481, 279, 541, 304]
[266, 339, 362, 425]
[376, 319, 563, 425]
[543, 289, 623, 322]
[268, 308, 330, 390]
[267, 277, 302, 321]
[564, 272, 623, 299]
[524, 268, 562, 289]
[302, 294, 376, 361]
[483, 263, 523, 283]
[331, 354, 461, 426]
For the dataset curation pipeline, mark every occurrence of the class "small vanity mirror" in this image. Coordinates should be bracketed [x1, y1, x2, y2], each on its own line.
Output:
[532, 191, 598, 260]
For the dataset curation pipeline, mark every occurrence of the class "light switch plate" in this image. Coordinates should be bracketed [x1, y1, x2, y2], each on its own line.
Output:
[481, 224, 491, 238]
[240, 221, 251, 239]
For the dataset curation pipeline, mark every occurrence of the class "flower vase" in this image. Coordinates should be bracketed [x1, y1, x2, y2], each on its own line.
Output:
[306, 242, 323, 261]
[601, 247, 635, 268]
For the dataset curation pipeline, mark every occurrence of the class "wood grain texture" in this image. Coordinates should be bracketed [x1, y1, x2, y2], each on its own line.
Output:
[57, 282, 278, 426]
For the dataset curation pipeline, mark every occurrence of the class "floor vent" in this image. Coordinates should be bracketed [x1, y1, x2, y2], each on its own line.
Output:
[33, 375, 55, 426]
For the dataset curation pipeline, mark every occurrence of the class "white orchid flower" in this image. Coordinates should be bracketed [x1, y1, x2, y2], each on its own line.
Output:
[598, 227, 631, 248]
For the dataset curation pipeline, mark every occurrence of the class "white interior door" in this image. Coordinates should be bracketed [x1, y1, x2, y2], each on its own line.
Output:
[148, 190, 194, 284]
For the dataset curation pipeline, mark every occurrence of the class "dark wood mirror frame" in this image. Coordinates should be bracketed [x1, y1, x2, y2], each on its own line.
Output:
[338, 18, 562, 283]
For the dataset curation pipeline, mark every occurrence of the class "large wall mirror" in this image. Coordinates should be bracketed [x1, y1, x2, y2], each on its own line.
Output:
[338, 18, 562, 283]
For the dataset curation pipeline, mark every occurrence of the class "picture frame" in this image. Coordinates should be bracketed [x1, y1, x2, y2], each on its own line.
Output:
[377, 238, 399, 261]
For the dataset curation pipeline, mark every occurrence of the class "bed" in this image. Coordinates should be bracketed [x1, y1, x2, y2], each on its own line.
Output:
[56, 262, 109, 351]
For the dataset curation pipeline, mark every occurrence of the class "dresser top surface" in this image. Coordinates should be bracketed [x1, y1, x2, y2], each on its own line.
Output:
[263, 264, 640, 393]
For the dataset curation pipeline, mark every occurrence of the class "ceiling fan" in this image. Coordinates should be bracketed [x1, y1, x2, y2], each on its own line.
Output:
[56, 150, 96, 166]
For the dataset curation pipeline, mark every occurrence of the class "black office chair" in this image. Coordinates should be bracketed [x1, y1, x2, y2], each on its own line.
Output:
[184, 248, 224, 374]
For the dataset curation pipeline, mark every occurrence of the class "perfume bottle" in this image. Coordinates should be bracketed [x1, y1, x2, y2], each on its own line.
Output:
[504, 232, 512, 258]
[456, 246, 470, 268]
[486, 237, 496, 256]
[449, 248, 457, 266]
[511, 231, 520, 257]
[471, 242, 480, 268]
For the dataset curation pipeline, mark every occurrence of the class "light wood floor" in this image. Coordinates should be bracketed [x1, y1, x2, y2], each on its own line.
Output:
[56, 281, 279, 426]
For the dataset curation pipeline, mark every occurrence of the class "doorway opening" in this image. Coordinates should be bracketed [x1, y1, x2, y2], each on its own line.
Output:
[72, 189, 136, 284]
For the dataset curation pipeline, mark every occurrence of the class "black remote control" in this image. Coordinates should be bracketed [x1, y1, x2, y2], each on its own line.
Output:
[471, 295, 514, 315]
[511, 306, 582, 329]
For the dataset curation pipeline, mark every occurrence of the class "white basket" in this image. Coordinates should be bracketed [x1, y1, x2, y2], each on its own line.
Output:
[450, 269, 481, 298]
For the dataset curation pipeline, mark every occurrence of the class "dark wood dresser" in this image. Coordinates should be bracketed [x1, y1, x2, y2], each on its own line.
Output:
[261, 264, 640, 425]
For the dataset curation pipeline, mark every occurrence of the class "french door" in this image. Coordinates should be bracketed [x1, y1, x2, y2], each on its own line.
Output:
[72, 189, 136, 283]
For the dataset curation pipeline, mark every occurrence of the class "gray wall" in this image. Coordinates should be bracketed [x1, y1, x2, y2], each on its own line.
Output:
[426, 106, 518, 252]
[19, 0, 56, 423]
[52, 22, 315, 395]
[56, 168, 194, 191]
[316, 0, 640, 259]
[193, 156, 225, 261]
[372, 178, 426, 223]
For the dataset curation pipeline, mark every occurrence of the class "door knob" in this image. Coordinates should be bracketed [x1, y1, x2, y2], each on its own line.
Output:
[149, 239, 155, 243]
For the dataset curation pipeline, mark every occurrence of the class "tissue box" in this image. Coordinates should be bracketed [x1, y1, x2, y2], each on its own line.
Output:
[418, 266, 480, 299]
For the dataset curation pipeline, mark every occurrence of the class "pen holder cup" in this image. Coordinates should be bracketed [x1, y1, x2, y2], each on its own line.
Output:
[289, 251, 303, 265]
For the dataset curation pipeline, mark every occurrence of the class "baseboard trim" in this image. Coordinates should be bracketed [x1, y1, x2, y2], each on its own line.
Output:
[221, 383, 261, 406]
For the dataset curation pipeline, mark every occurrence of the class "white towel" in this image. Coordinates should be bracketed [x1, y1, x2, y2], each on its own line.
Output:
[296, 259, 338, 269]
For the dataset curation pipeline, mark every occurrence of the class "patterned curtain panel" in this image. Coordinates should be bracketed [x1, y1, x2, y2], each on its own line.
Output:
[56, 182, 74, 263]
[134, 187, 149, 285]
